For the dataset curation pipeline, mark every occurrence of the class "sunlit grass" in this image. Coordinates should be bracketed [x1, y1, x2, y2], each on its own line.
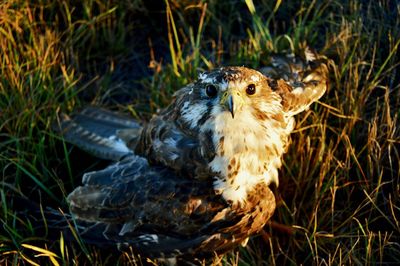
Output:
[1, 0, 399, 265]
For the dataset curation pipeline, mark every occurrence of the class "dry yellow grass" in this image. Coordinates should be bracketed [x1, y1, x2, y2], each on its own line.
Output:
[1, 0, 399, 265]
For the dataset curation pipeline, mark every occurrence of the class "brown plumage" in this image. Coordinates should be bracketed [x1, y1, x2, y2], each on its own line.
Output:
[57, 49, 328, 261]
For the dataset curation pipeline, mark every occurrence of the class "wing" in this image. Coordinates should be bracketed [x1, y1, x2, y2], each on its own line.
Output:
[56, 91, 213, 176]
[55, 107, 142, 161]
[67, 155, 275, 258]
[260, 47, 329, 116]
[135, 85, 215, 178]
[68, 154, 225, 257]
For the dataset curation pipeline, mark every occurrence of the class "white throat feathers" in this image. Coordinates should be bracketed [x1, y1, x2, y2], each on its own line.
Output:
[204, 103, 294, 204]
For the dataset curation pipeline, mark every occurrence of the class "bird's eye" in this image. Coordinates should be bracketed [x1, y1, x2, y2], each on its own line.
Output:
[246, 84, 256, 95]
[205, 84, 218, 97]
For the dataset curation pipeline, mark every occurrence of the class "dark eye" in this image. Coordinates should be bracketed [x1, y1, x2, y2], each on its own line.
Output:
[205, 84, 218, 97]
[246, 84, 256, 95]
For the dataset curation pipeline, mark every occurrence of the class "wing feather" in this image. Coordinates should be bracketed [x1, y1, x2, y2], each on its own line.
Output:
[67, 154, 275, 258]
[55, 107, 142, 160]
[135, 86, 213, 178]
[260, 48, 329, 116]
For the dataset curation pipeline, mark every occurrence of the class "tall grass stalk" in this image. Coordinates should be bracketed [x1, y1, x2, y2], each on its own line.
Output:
[1, 0, 399, 265]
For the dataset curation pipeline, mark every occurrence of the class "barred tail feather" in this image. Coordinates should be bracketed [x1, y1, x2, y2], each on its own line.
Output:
[55, 107, 142, 161]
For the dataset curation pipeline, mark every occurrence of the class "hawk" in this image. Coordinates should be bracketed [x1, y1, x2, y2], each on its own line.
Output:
[57, 49, 328, 261]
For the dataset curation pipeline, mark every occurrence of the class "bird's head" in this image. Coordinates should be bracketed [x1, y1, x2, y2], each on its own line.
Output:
[197, 66, 277, 119]
[175, 65, 327, 134]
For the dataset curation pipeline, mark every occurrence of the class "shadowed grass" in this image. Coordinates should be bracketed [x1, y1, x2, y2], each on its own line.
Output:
[1, 0, 399, 265]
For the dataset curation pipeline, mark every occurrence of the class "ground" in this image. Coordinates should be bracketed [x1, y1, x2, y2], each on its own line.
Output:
[0, 0, 399, 265]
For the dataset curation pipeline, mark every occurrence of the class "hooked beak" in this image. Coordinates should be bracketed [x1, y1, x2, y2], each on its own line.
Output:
[220, 89, 243, 118]
[227, 94, 235, 118]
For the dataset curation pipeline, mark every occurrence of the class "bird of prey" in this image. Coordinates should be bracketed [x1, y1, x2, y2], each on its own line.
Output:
[57, 49, 328, 262]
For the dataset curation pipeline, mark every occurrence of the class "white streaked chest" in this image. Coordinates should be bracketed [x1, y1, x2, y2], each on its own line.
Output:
[203, 107, 290, 204]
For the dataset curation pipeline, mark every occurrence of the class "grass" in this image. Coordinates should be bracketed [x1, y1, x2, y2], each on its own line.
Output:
[1, 0, 399, 265]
